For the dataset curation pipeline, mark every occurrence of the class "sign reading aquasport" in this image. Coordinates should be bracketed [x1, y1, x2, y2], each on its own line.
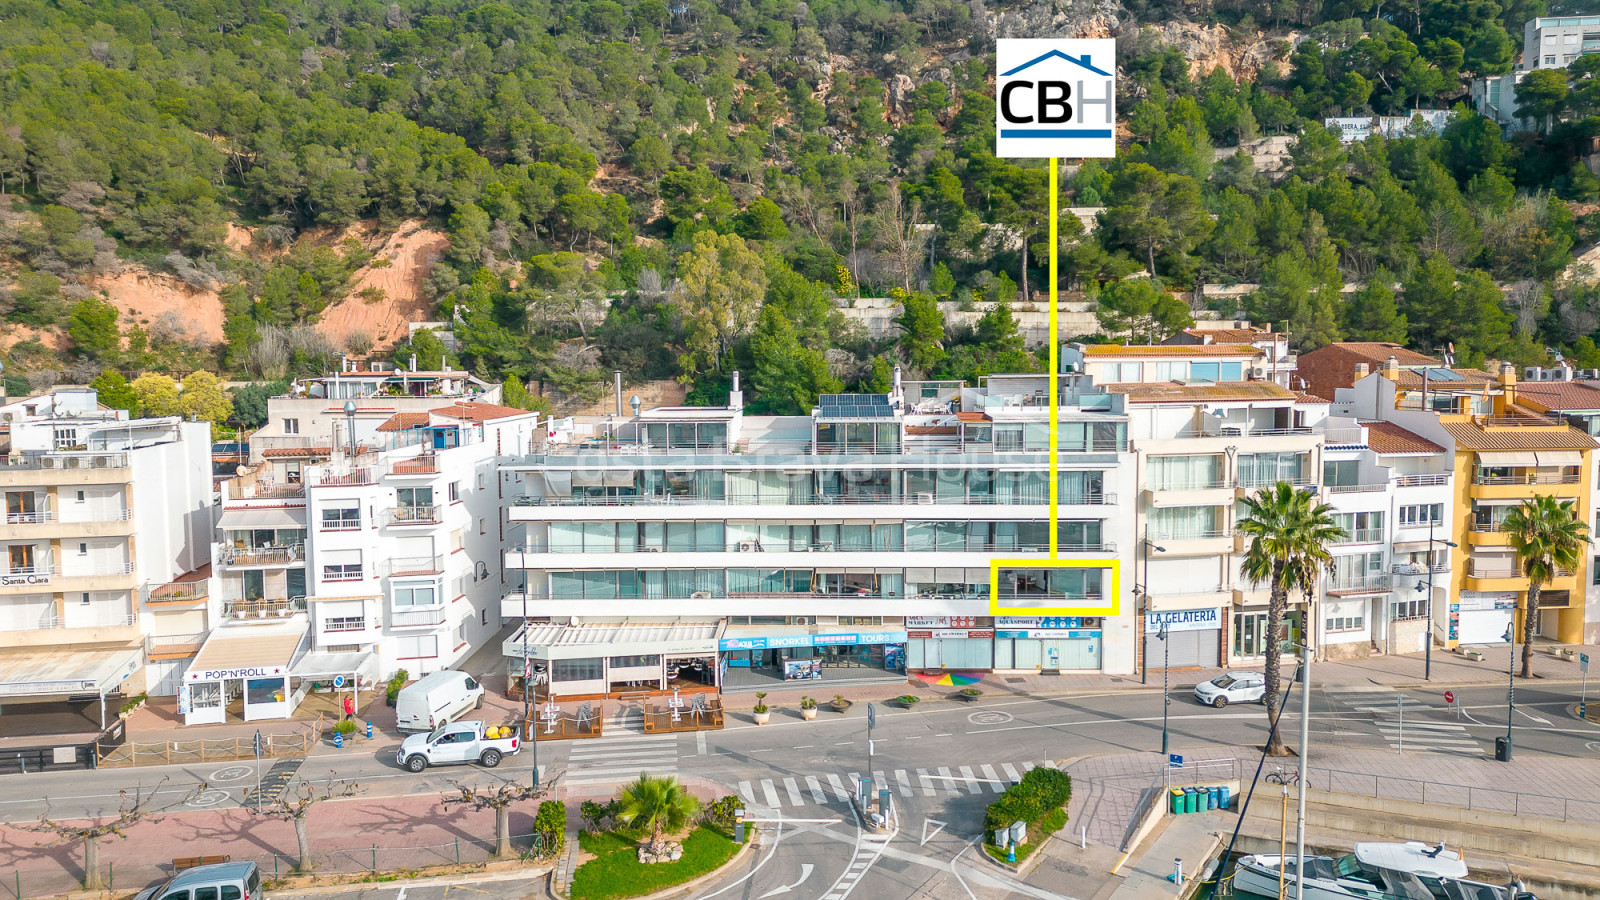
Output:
[995, 39, 1117, 159]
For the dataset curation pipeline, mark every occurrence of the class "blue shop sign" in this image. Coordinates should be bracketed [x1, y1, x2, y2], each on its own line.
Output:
[996, 629, 1103, 640]
[719, 631, 909, 651]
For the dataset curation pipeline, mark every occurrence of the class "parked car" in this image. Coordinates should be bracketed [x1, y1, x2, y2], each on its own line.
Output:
[133, 862, 264, 900]
[399, 720, 520, 772]
[395, 670, 484, 732]
[1193, 672, 1266, 708]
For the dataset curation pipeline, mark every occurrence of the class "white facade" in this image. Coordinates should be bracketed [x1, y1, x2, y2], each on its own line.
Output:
[1523, 15, 1600, 69]
[1323, 111, 1453, 142]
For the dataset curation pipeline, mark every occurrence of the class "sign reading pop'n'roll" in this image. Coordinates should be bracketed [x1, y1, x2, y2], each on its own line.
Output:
[995, 39, 1117, 160]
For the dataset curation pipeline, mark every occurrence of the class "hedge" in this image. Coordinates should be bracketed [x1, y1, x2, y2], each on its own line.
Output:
[983, 766, 1072, 835]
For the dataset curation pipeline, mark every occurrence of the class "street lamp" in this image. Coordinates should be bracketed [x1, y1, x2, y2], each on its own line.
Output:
[1157, 619, 1171, 756]
[1136, 540, 1167, 685]
[342, 400, 357, 456]
[1416, 528, 1458, 681]
[1498, 623, 1516, 762]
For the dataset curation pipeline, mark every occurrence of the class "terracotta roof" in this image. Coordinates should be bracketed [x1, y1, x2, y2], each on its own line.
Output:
[1391, 368, 1498, 389]
[1321, 342, 1440, 366]
[1515, 381, 1600, 411]
[1105, 381, 1296, 403]
[1084, 344, 1263, 358]
[955, 411, 991, 423]
[1182, 327, 1275, 343]
[1294, 392, 1331, 404]
[432, 402, 532, 423]
[1359, 420, 1444, 455]
[377, 412, 430, 432]
[262, 446, 332, 459]
[1440, 420, 1600, 451]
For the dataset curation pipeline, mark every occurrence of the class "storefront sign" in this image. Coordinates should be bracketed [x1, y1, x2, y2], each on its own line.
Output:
[189, 665, 284, 681]
[0, 573, 51, 586]
[1457, 593, 1517, 611]
[996, 629, 1101, 640]
[908, 629, 995, 639]
[719, 631, 909, 651]
[906, 616, 980, 628]
[995, 616, 1081, 629]
[1144, 609, 1220, 633]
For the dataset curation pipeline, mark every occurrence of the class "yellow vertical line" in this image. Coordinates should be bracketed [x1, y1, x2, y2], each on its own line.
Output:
[1049, 157, 1059, 560]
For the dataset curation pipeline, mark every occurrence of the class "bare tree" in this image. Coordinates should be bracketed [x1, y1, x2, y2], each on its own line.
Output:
[249, 776, 364, 872]
[20, 778, 175, 890]
[1503, 280, 1547, 336]
[877, 182, 927, 293]
[344, 329, 375, 358]
[443, 777, 554, 858]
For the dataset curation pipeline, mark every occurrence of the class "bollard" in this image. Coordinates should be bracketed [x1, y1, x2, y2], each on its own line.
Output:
[372, 844, 377, 873]
[1007, 841, 1016, 864]
[334, 731, 343, 749]
[456, 837, 460, 864]
[108, 863, 112, 890]
[1080, 825, 1087, 849]
[273, 855, 278, 878]
[366, 721, 373, 739]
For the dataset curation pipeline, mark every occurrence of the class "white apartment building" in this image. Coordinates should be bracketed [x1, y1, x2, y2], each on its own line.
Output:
[501, 370, 1138, 697]
[0, 387, 212, 736]
[183, 371, 536, 725]
[1524, 15, 1600, 69]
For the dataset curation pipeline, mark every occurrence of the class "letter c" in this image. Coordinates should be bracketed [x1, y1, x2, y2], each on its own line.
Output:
[1001, 82, 1034, 123]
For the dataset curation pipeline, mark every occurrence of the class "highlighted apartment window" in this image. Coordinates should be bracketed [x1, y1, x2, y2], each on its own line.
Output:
[989, 558, 1120, 616]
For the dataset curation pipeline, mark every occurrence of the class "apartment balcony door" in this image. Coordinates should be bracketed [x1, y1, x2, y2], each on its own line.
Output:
[5, 491, 36, 522]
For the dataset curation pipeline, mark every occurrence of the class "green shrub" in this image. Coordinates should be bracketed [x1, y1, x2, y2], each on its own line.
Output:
[700, 795, 743, 831]
[984, 767, 1071, 834]
[535, 800, 567, 854]
[333, 719, 359, 734]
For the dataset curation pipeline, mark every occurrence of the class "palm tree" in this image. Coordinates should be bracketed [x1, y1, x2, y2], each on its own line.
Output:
[615, 773, 701, 854]
[1500, 495, 1589, 678]
[1238, 482, 1345, 756]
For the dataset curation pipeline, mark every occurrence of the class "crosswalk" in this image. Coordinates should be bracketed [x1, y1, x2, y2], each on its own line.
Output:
[562, 732, 680, 786]
[736, 760, 1054, 813]
[1334, 688, 1483, 756]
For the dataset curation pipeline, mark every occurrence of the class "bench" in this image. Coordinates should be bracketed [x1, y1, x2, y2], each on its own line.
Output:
[173, 855, 231, 871]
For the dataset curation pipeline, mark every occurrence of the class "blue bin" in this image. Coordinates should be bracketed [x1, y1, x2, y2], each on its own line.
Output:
[1218, 785, 1231, 809]
[1208, 786, 1220, 810]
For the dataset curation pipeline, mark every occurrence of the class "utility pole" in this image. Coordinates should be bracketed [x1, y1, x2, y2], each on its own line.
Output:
[1159, 620, 1171, 756]
[1294, 645, 1311, 900]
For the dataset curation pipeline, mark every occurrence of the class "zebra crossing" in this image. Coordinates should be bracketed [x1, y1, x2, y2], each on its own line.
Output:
[561, 732, 680, 786]
[1334, 688, 1483, 756]
[736, 760, 1054, 813]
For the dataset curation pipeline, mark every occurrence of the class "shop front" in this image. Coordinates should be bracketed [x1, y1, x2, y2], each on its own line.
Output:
[720, 629, 907, 689]
[1147, 608, 1224, 669]
[906, 617, 995, 670]
[502, 619, 722, 699]
[993, 616, 1101, 671]
[180, 625, 306, 725]
[1455, 592, 1517, 645]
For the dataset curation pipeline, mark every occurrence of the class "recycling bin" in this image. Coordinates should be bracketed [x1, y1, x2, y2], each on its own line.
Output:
[1495, 736, 1513, 762]
[1219, 785, 1231, 809]
[1184, 787, 1198, 813]
[1207, 786, 1220, 809]
[1170, 788, 1185, 814]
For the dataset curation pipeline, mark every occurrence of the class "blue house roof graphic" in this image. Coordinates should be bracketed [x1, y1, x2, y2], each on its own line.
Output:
[1000, 49, 1113, 79]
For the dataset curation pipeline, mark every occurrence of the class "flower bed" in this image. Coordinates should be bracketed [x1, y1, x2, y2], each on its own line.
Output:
[982, 766, 1071, 865]
[571, 825, 744, 900]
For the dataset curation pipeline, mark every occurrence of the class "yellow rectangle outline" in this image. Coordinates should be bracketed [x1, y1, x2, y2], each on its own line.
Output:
[989, 557, 1121, 617]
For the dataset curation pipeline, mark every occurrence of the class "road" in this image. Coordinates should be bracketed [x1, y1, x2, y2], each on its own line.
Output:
[5, 681, 1598, 900]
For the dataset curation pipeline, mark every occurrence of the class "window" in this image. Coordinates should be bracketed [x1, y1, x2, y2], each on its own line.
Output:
[1326, 610, 1366, 632]
[323, 563, 363, 582]
[1391, 598, 1428, 620]
[838, 616, 884, 625]
[553, 658, 603, 681]
[321, 506, 360, 530]
[609, 654, 661, 668]
[1148, 505, 1222, 540]
[75, 490, 84, 502]
[221, 887, 242, 900]
[1331, 511, 1383, 543]
[81, 592, 91, 604]
[1148, 455, 1222, 490]
[79, 542, 88, 555]
[1322, 459, 1360, 486]
[1153, 361, 1188, 381]
[449, 482, 460, 502]
[284, 418, 300, 434]
[1546, 54, 1557, 64]
[1593, 555, 1600, 585]
[394, 635, 438, 659]
[479, 517, 486, 534]
[1399, 504, 1443, 527]
[1237, 452, 1306, 487]
[53, 427, 79, 449]
[481, 609, 487, 626]
[393, 584, 438, 607]
[324, 615, 365, 632]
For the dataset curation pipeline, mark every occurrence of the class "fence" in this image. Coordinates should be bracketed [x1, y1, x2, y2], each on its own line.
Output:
[0, 721, 125, 775]
[97, 724, 320, 768]
[1294, 764, 1600, 825]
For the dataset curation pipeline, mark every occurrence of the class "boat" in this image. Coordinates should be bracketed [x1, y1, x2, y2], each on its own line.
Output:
[1229, 841, 1537, 900]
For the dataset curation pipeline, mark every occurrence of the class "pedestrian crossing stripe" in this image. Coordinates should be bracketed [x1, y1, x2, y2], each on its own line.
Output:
[561, 732, 680, 785]
[734, 761, 1051, 813]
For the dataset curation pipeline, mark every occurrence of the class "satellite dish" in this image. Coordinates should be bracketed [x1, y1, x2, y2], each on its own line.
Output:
[235, 465, 247, 476]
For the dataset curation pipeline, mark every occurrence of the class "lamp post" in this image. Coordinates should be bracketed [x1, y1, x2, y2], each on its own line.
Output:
[1417, 527, 1458, 682]
[342, 400, 357, 456]
[1500, 623, 1516, 762]
[1158, 619, 1171, 756]
[1138, 540, 1167, 686]
[1294, 642, 1311, 900]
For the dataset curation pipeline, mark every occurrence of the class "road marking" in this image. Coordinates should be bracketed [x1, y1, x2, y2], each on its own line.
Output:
[872, 771, 888, 796]
[696, 732, 707, 755]
[980, 764, 1004, 792]
[757, 863, 814, 898]
[739, 781, 755, 805]
[959, 765, 984, 793]
[836, 741, 854, 745]
[794, 745, 814, 750]
[209, 766, 252, 783]
[827, 773, 850, 801]
[916, 768, 937, 797]
[1001, 763, 1022, 783]
[936, 766, 961, 796]
[185, 789, 230, 808]
[783, 777, 804, 807]
[894, 769, 912, 796]
[395, 888, 406, 900]
[921, 818, 948, 846]
[934, 733, 952, 737]
[761, 779, 782, 808]
[806, 775, 827, 803]
[969, 710, 1014, 725]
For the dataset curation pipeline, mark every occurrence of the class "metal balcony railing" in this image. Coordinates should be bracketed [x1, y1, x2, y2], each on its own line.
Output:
[4, 509, 54, 524]
[1148, 529, 1230, 542]
[1465, 560, 1575, 579]
[1391, 562, 1449, 576]
[1148, 479, 1229, 491]
[1473, 472, 1582, 485]
[1394, 474, 1449, 487]
[1324, 483, 1387, 494]
[509, 492, 1075, 508]
[40, 613, 137, 629]
[0, 451, 128, 470]
[388, 555, 445, 576]
[237, 483, 306, 500]
[994, 590, 1105, 603]
[147, 579, 211, 603]
[391, 455, 439, 476]
[146, 633, 207, 654]
[316, 468, 374, 486]
[221, 544, 304, 566]
[1333, 528, 1385, 544]
[1235, 476, 1314, 490]
[1326, 573, 1392, 593]
[390, 504, 442, 525]
[319, 519, 361, 532]
[514, 539, 1116, 555]
[224, 596, 307, 618]
[390, 608, 447, 627]
[1470, 521, 1504, 533]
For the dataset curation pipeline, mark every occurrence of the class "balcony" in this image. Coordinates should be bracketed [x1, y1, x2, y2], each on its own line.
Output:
[316, 468, 374, 487]
[3, 508, 54, 525]
[1467, 521, 1512, 546]
[147, 578, 210, 606]
[220, 544, 305, 567]
[319, 519, 361, 532]
[0, 508, 134, 540]
[1394, 474, 1449, 488]
[0, 452, 130, 485]
[391, 455, 439, 476]
[1325, 573, 1392, 595]
[509, 492, 1073, 509]
[1323, 483, 1386, 495]
[1332, 528, 1385, 545]
[1470, 469, 1583, 500]
[390, 607, 448, 628]
[388, 555, 444, 576]
[237, 483, 307, 501]
[1154, 530, 1234, 556]
[223, 596, 307, 619]
[146, 632, 207, 659]
[993, 591, 1104, 608]
[1391, 562, 1449, 576]
[389, 504, 442, 526]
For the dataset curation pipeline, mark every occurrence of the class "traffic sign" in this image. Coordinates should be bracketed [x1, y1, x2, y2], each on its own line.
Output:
[1168, 753, 1183, 768]
[1582, 653, 1590, 673]
[867, 702, 876, 730]
[252, 729, 264, 758]
[1443, 691, 1455, 705]
[333, 674, 346, 688]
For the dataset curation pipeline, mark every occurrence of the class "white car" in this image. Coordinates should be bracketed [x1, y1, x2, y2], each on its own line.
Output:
[1194, 672, 1266, 708]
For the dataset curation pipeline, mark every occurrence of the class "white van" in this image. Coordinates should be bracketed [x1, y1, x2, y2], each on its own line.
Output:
[395, 670, 485, 731]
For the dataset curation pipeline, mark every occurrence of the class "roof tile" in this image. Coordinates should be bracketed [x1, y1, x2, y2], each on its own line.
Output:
[1515, 381, 1600, 411]
[1440, 419, 1600, 450]
[1359, 420, 1444, 455]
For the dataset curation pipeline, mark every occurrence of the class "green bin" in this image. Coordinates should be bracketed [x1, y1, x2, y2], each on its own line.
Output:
[1169, 788, 1185, 814]
[1184, 787, 1199, 813]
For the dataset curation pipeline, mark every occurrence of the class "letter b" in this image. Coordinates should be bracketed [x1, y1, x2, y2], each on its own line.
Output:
[1039, 82, 1072, 124]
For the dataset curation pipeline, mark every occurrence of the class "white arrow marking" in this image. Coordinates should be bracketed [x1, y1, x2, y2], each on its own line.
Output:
[757, 863, 814, 898]
[921, 818, 948, 846]
[1517, 708, 1552, 726]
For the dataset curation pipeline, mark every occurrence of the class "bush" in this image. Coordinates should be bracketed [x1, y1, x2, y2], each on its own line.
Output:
[799, 696, 817, 710]
[753, 691, 768, 714]
[700, 795, 743, 831]
[333, 719, 359, 734]
[535, 800, 567, 855]
[582, 799, 617, 832]
[118, 693, 148, 715]
[983, 767, 1071, 835]
[896, 694, 919, 706]
[386, 669, 409, 704]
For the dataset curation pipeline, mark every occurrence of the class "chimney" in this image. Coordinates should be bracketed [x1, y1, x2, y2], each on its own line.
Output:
[1383, 355, 1400, 381]
[409, 353, 417, 372]
[1354, 362, 1370, 380]
[892, 365, 903, 394]
[614, 370, 623, 418]
[729, 370, 743, 410]
[1561, 361, 1574, 382]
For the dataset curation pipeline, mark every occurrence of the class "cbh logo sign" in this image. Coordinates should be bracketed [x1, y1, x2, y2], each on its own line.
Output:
[995, 39, 1117, 159]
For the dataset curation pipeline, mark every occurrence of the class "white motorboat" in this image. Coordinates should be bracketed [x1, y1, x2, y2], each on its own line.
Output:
[1229, 841, 1536, 900]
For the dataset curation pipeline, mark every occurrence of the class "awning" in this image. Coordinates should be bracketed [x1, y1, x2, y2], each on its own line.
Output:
[602, 470, 634, 487]
[217, 507, 308, 530]
[1536, 450, 1582, 466]
[1476, 451, 1537, 466]
[188, 626, 305, 682]
[543, 471, 572, 494]
[291, 648, 377, 678]
[0, 646, 142, 699]
[504, 619, 722, 660]
[1392, 540, 1432, 552]
[571, 471, 604, 488]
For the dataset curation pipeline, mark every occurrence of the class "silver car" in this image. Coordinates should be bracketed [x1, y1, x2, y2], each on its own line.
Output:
[1193, 672, 1266, 708]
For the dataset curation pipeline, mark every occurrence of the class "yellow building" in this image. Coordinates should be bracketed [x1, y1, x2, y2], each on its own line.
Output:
[1439, 364, 1597, 646]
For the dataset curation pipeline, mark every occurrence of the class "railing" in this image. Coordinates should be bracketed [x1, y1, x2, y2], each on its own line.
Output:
[0, 451, 129, 470]
[1466, 560, 1574, 578]
[323, 568, 366, 582]
[1171, 426, 1314, 439]
[221, 544, 304, 566]
[1391, 563, 1449, 576]
[320, 519, 361, 532]
[391, 456, 439, 476]
[2, 564, 59, 577]
[146, 632, 207, 654]
[1148, 530, 1230, 542]
[316, 468, 374, 486]
[1325, 573, 1392, 592]
[223, 596, 307, 618]
[1324, 482, 1387, 494]
[390, 608, 447, 627]
[511, 493, 1072, 508]
[1148, 479, 1229, 491]
[1295, 764, 1600, 825]
[1235, 476, 1314, 490]
[3, 509, 55, 524]
[994, 591, 1104, 603]
[514, 540, 1115, 554]
[1479, 414, 1560, 427]
[388, 555, 445, 575]
[1393, 474, 1449, 487]
[1333, 528, 1384, 544]
[1473, 472, 1582, 485]
[1322, 428, 1368, 445]
[1469, 521, 1504, 533]
[148, 580, 211, 603]
[321, 618, 371, 633]
[390, 504, 442, 525]
[236, 483, 306, 500]
[38, 613, 137, 629]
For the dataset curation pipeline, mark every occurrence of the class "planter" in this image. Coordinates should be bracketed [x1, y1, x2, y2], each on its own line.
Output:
[753, 710, 771, 725]
[829, 696, 853, 713]
[896, 696, 920, 709]
[958, 689, 983, 702]
[800, 707, 817, 721]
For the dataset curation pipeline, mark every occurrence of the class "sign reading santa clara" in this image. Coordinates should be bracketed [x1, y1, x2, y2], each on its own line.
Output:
[995, 39, 1117, 159]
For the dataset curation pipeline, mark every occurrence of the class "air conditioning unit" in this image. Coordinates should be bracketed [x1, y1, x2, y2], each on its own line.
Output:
[1250, 365, 1269, 379]
[92, 456, 110, 468]
[642, 546, 662, 553]
[689, 591, 711, 600]
[737, 541, 758, 552]
[39, 456, 59, 468]
[64, 456, 81, 469]
[915, 492, 935, 504]
[1525, 367, 1542, 381]
[1, 412, 13, 423]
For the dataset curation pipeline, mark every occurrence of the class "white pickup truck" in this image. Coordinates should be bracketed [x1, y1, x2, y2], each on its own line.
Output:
[398, 721, 520, 772]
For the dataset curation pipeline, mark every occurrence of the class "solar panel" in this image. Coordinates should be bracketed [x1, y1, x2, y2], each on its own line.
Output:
[817, 394, 894, 418]
[1424, 368, 1463, 381]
